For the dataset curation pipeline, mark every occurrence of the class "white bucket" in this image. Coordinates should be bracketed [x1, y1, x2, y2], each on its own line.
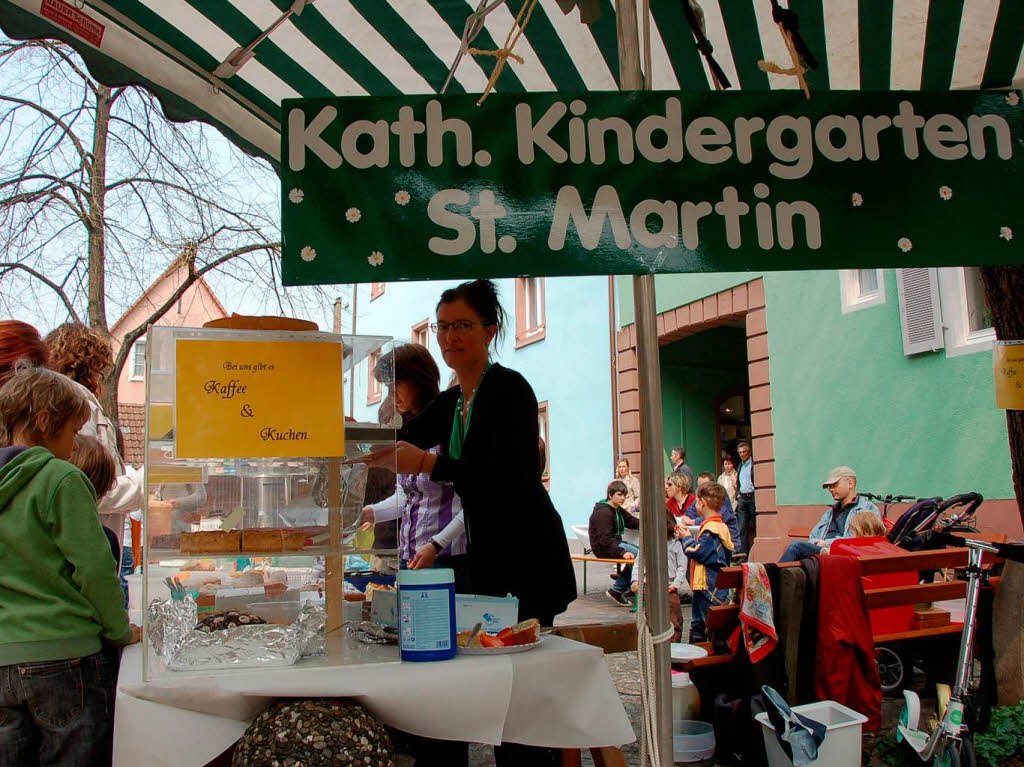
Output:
[754, 700, 867, 767]
[671, 673, 700, 721]
[672, 720, 714, 763]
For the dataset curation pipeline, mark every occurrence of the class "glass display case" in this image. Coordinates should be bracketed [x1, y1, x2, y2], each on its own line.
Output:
[141, 324, 400, 680]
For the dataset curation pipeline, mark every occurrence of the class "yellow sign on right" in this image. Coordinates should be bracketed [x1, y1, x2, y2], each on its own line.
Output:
[995, 341, 1024, 410]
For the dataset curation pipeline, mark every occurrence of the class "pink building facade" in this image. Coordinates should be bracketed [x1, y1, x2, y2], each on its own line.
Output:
[111, 260, 227, 404]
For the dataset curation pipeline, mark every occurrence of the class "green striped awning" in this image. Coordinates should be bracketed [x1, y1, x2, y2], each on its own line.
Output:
[2, 0, 1022, 165]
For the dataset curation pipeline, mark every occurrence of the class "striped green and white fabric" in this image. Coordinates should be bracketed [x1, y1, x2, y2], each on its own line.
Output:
[1, 0, 1021, 164]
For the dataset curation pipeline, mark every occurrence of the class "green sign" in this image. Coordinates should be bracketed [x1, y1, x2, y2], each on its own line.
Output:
[281, 91, 1022, 286]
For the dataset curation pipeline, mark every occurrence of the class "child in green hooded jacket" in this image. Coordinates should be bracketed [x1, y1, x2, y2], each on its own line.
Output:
[0, 363, 139, 766]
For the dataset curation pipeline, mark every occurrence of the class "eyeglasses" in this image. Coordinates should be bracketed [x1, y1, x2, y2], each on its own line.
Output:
[430, 320, 492, 335]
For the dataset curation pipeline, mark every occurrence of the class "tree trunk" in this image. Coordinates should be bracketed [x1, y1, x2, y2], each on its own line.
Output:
[980, 265, 1024, 529]
[88, 85, 117, 427]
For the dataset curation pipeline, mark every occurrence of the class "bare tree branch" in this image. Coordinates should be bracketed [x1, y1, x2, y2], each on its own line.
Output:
[0, 261, 81, 323]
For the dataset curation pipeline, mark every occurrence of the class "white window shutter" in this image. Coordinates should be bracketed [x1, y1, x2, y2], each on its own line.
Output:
[896, 268, 944, 355]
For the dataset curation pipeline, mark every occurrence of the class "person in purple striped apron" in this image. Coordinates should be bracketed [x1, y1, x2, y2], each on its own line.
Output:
[360, 343, 469, 591]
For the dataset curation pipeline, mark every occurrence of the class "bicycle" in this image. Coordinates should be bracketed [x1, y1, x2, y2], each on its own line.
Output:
[897, 534, 1024, 766]
[861, 491, 917, 523]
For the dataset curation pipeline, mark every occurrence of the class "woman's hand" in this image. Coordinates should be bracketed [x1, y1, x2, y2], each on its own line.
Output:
[361, 442, 434, 475]
[668, 584, 678, 594]
[408, 543, 438, 569]
[359, 506, 374, 530]
[126, 624, 142, 645]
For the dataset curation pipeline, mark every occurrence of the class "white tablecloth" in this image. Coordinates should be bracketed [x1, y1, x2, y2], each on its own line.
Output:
[114, 636, 635, 766]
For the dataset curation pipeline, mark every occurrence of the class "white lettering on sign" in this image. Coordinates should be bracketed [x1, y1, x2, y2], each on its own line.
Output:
[548, 185, 821, 252]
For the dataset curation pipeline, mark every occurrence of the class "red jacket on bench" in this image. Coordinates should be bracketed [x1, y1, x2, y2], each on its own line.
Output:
[815, 555, 882, 731]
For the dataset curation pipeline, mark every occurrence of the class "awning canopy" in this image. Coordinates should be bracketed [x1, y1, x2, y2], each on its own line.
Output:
[2, 0, 1022, 166]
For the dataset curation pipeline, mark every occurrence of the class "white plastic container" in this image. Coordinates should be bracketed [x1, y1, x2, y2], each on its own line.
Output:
[671, 673, 700, 721]
[672, 720, 714, 763]
[754, 700, 867, 767]
[398, 568, 456, 661]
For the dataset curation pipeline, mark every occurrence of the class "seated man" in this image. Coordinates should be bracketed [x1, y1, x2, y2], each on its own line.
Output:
[684, 472, 740, 549]
[779, 466, 880, 562]
[589, 480, 639, 606]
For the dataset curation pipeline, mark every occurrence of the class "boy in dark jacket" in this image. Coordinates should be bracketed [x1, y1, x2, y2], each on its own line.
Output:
[679, 481, 735, 641]
[589, 480, 639, 606]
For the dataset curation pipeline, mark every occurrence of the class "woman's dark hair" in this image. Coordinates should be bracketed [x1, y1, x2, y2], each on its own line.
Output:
[436, 279, 507, 347]
[666, 509, 677, 541]
[373, 343, 440, 419]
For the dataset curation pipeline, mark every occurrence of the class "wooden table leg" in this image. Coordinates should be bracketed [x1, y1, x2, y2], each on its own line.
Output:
[590, 746, 628, 767]
[560, 747, 584, 767]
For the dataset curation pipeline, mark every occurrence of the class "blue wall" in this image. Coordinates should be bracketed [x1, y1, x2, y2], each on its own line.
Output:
[346, 276, 616, 530]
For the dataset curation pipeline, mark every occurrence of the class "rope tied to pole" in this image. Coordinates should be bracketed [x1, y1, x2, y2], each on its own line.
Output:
[467, 0, 540, 105]
[757, 0, 818, 99]
[680, 0, 731, 90]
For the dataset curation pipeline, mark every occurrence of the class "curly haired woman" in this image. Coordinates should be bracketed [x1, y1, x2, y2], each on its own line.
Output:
[44, 323, 142, 517]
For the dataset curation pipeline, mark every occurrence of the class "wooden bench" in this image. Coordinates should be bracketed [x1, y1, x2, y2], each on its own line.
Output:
[571, 554, 634, 593]
[673, 547, 1005, 712]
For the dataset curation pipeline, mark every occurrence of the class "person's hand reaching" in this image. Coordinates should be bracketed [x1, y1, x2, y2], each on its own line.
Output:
[408, 543, 438, 569]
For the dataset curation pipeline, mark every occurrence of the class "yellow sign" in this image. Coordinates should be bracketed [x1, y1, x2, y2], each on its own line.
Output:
[149, 403, 173, 440]
[995, 341, 1024, 410]
[175, 338, 345, 459]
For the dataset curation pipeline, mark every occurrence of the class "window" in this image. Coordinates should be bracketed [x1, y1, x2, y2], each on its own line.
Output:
[367, 350, 382, 404]
[370, 282, 385, 301]
[537, 400, 550, 489]
[515, 277, 546, 348]
[962, 267, 992, 334]
[937, 266, 996, 357]
[839, 268, 885, 313]
[896, 268, 944, 355]
[411, 319, 429, 347]
[130, 339, 146, 380]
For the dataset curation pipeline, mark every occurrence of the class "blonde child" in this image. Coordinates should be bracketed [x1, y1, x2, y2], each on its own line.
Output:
[849, 510, 887, 538]
[631, 509, 689, 641]
[0, 365, 138, 766]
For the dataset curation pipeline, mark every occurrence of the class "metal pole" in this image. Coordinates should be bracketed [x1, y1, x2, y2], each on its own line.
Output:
[615, 0, 672, 763]
[633, 274, 674, 765]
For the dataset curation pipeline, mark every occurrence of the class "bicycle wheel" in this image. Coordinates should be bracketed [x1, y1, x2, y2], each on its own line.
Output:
[958, 739, 976, 767]
[876, 646, 906, 694]
[933, 739, 976, 767]
[933, 742, 960, 767]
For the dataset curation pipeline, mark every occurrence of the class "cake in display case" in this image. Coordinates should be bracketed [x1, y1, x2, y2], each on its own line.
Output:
[141, 324, 400, 680]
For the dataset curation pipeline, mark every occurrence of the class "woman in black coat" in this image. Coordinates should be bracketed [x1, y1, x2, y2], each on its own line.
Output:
[366, 279, 576, 626]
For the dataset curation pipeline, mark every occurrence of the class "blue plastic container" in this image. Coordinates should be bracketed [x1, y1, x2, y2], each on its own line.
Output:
[398, 568, 456, 662]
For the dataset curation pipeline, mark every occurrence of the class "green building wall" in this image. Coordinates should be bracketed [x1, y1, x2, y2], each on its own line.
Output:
[620, 270, 1014, 507]
[659, 327, 748, 478]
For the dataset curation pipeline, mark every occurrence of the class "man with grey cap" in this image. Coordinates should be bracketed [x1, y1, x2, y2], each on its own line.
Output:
[779, 466, 880, 562]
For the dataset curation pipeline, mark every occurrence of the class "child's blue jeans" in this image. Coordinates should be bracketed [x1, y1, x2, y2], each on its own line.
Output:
[0, 652, 115, 767]
[689, 587, 730, 643]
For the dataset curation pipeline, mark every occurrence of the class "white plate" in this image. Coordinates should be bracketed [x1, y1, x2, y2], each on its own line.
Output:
[670, 643, 708, 662]
[457, 636, 544, 655]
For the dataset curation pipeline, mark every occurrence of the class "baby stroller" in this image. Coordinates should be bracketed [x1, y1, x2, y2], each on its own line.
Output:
[888, 493, 983, 552]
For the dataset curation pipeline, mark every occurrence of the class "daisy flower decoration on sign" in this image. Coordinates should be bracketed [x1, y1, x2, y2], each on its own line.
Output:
[394, 190, 410, 206]
[939, 186, 953, 200]
[300, 246, 317, 262]
[368, 251, 384, 267]
[288, 188, 304, 204]
[897, 237, 913, 253]
[851, 192, 863, 207]
[1000, 226, 1013, 241]
[345, 207, 361, 223]
[1007, 92, 1020, 106]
